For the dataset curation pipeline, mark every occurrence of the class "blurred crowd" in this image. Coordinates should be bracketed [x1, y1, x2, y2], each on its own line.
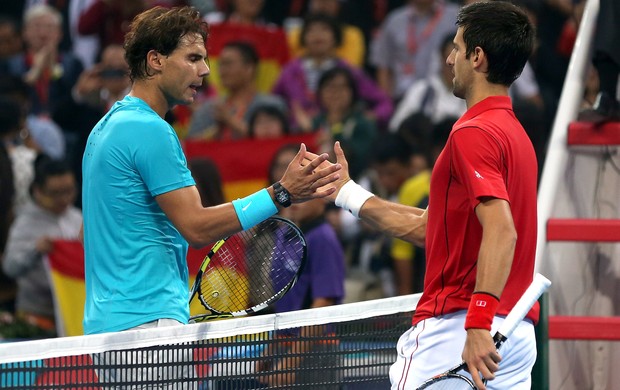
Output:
[0, 0, 595, 338]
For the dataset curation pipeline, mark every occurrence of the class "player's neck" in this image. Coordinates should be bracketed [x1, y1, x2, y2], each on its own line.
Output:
[128, 82, 169, 118]
[465, 83, 509, 109]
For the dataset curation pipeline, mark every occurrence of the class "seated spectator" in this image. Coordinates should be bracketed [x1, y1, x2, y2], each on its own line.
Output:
[187, 157, 226, 208]
[187, 41, 286, 140]
[273, 13, 392, 131]
[253, 143, 345, 387]
[2, 157, 82, 337]
[285, 0, 366, 67]
[0, 76, 66, 212]
[248, 105, 290, 139]
[2, 4, 84, 118]
[369, 0, 459, 100]
[0, 16, 23, 60]
[312, 66, 377, 180]
[390, 117, 454, 295]
[72, 44, 131, 112]
[205, 0, 291, 94]
[267, 143, 345, 314]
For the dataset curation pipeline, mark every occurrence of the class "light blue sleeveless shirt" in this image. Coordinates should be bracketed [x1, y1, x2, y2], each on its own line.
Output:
[82, 96, 196, 334]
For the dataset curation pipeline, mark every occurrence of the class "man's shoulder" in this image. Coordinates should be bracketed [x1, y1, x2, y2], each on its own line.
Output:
[385, 6, 410, 25]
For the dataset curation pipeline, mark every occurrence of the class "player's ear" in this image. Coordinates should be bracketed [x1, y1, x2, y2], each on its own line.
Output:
[472, 46, 487, 72]
[147, 50, 164, 72]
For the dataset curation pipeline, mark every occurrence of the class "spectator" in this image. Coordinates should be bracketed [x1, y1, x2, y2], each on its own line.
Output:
[312, 66, 377, 180]
[256, 142, 345, 387]
[390, 117, 454, 295]
[223, 0, 269, 25]
[369, 0, 459, 100]
[389, 33, 467, 132]
[187, 157, 226, 208]
[2, 4, 84, 118]
[0, 96, 20, 315]
[0, 16, 23, 60]
[72, 44, 131, 113]
[77, 0, 147, 59]
[273, 13, 392, 131]
[2, 157, 82, 337]
[187, 41, 286, 140]
[581, 65, 600, 110]
[248, 104, 290, 139]
[268, 144, 345, 315]
[0, 75, 66, 212]
[372, 134, 418, 200]
[285, 0, 366, 67]
[205, 0, 291, 94]
[579, 0, 620, 122]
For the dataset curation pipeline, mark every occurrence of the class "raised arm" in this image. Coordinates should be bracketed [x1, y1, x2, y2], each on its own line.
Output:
[308, 142, 427, 246]
[157, 144, 341, 247]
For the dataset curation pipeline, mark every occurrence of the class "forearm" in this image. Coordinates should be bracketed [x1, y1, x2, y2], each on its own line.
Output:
[359, 196, 427, 247]
[472, 201, 517, 298]
[158, 186, 287, 248]
[473, 224, 516, 298]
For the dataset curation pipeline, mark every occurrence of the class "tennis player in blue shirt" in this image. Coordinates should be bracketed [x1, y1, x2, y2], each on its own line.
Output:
[81, 6, 341, 336]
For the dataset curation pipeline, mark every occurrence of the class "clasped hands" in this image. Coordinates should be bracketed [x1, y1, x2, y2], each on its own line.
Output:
[278, 142, 348, 204]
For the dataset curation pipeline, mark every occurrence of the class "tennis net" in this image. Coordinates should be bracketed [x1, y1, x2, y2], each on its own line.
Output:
[0, 294, 419, 389]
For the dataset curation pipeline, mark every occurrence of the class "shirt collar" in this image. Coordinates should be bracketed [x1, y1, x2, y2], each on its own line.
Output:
[456, 95, 513, 125]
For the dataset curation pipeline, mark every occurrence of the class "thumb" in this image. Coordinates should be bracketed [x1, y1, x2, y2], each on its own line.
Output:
[334, 141, 347, 166]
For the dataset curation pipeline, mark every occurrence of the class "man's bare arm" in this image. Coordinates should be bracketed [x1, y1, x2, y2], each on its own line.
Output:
[305, 142, 427, 246]
[462, 197, 517, 390]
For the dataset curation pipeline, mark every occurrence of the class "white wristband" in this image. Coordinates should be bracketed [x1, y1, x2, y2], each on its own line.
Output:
[335, 180, 374, 218]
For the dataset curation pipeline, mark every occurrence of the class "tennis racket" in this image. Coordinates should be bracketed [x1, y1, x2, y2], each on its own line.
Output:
[189, 216, 307, 322]
[416, 273, 552, 390]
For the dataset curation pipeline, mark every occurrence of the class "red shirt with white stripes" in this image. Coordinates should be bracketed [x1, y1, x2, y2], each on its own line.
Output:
[412, 96, 539, 325]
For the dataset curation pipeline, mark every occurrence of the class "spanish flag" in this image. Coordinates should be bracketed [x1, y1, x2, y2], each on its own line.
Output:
[205, 22, 290, 93]
[183, 134, 317, 202]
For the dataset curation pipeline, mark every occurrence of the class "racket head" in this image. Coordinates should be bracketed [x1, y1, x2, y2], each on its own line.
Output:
[190, 216, 306, 320]
[416, 372, 477, 389]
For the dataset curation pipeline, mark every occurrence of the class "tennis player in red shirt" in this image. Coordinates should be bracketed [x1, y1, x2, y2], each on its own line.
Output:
[310, 2, 538, 389]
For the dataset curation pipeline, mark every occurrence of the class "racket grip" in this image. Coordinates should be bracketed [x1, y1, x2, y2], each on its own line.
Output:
[495, 273, 551, 345]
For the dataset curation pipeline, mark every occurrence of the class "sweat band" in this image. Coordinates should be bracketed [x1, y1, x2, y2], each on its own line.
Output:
[232, 188, 278, 230]
[335, 180, 374, 218]
[464, 291, 500, 331]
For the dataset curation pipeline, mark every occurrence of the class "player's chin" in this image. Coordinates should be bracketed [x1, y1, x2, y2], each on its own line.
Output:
[178, 93, 195, 106]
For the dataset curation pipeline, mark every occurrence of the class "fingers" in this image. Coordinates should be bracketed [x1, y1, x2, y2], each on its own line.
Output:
[466, 354, 500, 390]
[311, 171, 341, 191]
[334, 141, 347, 165]
[294, 143, 308, 166]
[466, 362, 488, 390]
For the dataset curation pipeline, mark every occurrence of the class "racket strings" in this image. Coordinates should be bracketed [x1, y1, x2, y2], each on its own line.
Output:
[199, 219, 305, 314]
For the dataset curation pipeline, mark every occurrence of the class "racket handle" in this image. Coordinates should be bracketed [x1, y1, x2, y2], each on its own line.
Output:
[494, 273, 551, 347]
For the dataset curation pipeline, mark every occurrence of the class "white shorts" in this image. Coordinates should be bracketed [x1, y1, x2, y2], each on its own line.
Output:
[93, 319, 197, 389]
[389, 310, 536, 390]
